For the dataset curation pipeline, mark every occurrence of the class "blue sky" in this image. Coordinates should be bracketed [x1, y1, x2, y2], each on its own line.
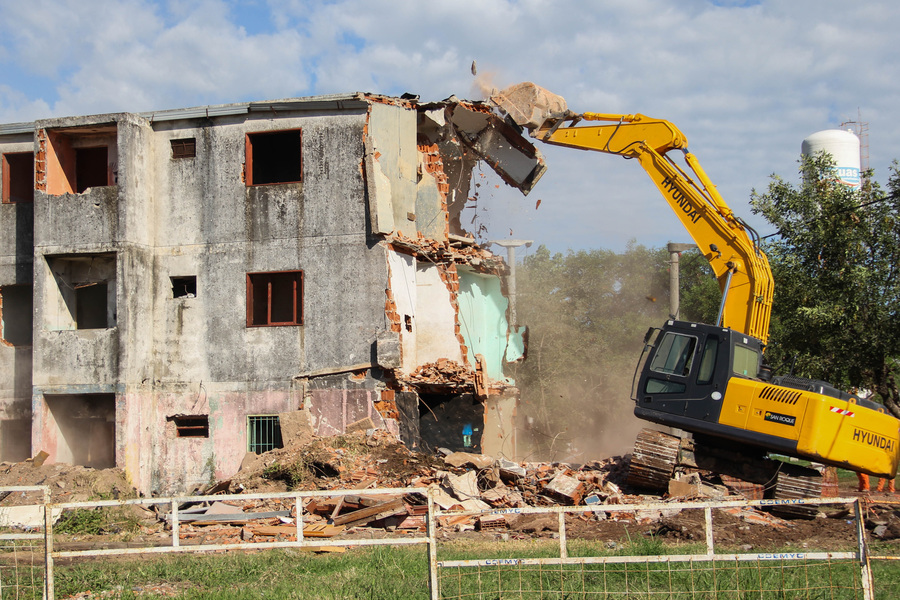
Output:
[2, 0, 898, 255]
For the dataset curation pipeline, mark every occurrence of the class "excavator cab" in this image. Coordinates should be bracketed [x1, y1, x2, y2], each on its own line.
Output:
[632, 320, 763, 438]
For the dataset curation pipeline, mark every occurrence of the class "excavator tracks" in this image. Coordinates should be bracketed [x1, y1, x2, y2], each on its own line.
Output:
[626, 429, 680, 491]
[626, 428, 824, 516]
[767, 464, 824, 519]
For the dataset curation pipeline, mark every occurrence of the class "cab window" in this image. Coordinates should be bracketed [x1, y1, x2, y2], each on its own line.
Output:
[645, 379, 686, 394]
[733, 344, 760, 378]
[697, 336, 720, 384]
[649, 332, 697, 377]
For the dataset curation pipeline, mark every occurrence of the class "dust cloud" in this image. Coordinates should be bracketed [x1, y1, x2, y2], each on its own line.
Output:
[512, 250, 669, 464]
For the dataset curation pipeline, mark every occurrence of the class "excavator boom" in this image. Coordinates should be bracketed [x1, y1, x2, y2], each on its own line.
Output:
[492, 84, 772, 341]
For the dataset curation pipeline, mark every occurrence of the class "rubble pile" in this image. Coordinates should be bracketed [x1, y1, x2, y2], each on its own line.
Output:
[1, 428, 897, 551]
[0, 460, 135, 504]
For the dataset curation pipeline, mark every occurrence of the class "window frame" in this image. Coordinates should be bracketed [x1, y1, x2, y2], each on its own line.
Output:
[168, 415, 209, 438]
[648, 332, 698, 377]
[170, 138, 196, 159]
[247, 415, 283, 454]
[244, 128, 303, 186]
[246, 270, 303, 327]
[732, 343, 761, 378]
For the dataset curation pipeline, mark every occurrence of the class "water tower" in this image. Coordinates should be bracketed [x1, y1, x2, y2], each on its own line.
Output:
[801, 129, 861, 188]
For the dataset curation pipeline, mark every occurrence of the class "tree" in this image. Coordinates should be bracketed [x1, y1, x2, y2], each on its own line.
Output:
[677, 248, 720, 325]
[750, 155, 900, 416]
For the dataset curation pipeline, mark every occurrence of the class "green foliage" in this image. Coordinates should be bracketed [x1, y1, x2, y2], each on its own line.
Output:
[55, 506, 140, 535]
[750, 154, 900, 415]
[512, 242, 671, 459]
[55, 546, 428, 600]
[262, 460, 310, 488]
[51, 542, 896, 599]
[678, 249, 720, 325]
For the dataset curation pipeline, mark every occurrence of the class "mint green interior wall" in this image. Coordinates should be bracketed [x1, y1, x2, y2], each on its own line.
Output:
[456, 270, 518, 382]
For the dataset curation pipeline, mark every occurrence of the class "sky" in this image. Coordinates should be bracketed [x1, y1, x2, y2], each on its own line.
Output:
[1, 0, 898, 255]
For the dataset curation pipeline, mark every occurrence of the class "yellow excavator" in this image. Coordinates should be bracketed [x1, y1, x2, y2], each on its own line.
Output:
[490, 82, 900, 497]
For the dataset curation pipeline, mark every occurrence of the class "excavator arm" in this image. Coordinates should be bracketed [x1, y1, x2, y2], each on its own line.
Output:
[532, 112, 773, 343]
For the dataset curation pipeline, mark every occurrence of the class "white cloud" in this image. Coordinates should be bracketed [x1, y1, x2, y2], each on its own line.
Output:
[1, 0, 898, 251]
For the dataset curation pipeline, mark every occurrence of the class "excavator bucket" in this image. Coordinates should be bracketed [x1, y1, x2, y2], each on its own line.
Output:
[489, 82, 571, 131]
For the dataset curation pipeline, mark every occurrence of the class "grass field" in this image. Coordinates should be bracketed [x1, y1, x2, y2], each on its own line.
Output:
[41, 539, 900, 600]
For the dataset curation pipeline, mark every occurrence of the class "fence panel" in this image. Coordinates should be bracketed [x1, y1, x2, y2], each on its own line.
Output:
[864, 497, 900, 599]
[0, 486, 50, 600]
[2, 486, 894, 599]
[433, 497, 875, 600]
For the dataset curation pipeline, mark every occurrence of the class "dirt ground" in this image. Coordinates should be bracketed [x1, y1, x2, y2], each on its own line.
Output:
[2, 430, 899, 554]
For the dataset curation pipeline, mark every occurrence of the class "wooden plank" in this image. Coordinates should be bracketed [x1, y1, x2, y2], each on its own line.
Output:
[331, 498, 405, 527]
[252, 524, 346, 538]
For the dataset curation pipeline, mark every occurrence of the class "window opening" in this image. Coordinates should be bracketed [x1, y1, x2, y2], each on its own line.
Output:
[733, 344, 761, 378]
[45, 253, 116, 331]
[171, 138, 196, 159]
[0, 419, 31, 463]
[75, 146, 109, 193]
[649, 332, 697, 377]
[2, 152, 34, 203]
[247, 271, 303, 327]
[0, 285, 33, 346]
[168, 415, 209, 438]
[44, 394, 115, 469]
[44, 125, 117, 195]
[171, 276, 197, 298]
[75, 282, 108, 329]
[246, 129, 302, 185]
[248, 415, 283, 454]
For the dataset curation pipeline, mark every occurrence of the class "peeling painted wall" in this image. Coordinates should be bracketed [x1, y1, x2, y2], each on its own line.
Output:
[456, 269, 513, 382]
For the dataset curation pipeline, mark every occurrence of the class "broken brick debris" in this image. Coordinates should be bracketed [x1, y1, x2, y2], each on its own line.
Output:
[1, 427, 858, 554]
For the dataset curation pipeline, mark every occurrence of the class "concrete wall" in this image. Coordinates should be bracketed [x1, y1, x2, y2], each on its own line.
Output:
[0, 133, 36, 460]
[14, 104, 393, 493]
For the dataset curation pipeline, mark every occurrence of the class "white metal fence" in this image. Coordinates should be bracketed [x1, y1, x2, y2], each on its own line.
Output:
[0, 486, 883, 599]
[0, 487, 50, 600]
[431, 496, 876, 600]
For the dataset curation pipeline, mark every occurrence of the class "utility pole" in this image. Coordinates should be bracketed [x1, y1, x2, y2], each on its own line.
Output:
[667, 242, 697, 320]
[490, 240, 532, 328]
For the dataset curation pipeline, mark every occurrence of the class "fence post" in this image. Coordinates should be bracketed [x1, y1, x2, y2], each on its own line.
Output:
[558, 511, 568, 559]
[854, 499, 875, 600]
[295, 494, 304, 546]
[427, 487, 439, 600]
[171, 499, 180, 548]
[43, 487, 53, 600]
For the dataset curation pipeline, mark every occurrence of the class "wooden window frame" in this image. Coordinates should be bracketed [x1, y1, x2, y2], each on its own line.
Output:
[169, 415, 209, 438]
[244, 129, 303, 186]
[246, 270, 303, 327]
[171, 138, 196, 159]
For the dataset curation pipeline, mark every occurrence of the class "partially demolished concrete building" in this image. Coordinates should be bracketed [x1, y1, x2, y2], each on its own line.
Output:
[0, 93, 544, 494]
